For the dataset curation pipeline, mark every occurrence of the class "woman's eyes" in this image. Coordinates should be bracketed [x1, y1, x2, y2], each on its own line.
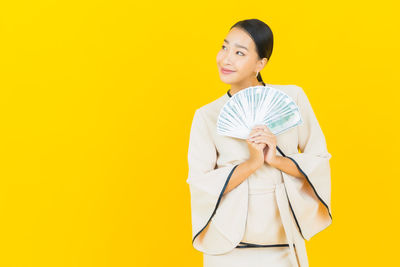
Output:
[221, 45, 245, 56]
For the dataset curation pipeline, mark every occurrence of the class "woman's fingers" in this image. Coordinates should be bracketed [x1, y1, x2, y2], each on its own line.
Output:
[246, 137, 265, 151]
[248, 131, 273, 141]
[249, 125, 272, 137]
[249, 129, 265, 137]
[249, 135, 268, 144]
[252, 124, 272, 133]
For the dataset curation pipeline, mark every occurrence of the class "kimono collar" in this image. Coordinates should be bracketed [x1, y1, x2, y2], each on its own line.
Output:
[226, 82, 266, 98]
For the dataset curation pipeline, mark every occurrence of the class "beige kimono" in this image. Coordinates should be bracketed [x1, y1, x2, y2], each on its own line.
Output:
[186, 84, 332, 267]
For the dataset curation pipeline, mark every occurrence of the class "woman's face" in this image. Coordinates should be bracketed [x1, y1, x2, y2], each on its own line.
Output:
[216, 27, 265, 85]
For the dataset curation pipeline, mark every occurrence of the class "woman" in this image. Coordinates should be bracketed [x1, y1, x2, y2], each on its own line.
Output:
[186, 19, 332, 267]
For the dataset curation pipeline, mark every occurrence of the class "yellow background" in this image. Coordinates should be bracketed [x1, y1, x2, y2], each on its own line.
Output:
[1, 1, 399, 266]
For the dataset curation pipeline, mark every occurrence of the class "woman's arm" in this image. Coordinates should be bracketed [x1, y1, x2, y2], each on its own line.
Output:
[269, 155, 306, 179]
[223, 126, 270, 195]
[223, 160, 258, 195]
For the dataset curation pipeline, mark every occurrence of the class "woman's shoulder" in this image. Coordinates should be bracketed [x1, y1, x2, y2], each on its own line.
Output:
[196, 93, 229, 118]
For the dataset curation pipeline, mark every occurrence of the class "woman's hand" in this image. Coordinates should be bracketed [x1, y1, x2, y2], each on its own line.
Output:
[247, 125, 278, 166]
[245, 127, 266, 170]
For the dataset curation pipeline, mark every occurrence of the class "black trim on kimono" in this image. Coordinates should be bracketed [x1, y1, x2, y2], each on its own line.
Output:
[226, 82, 266, 98]
[236, 241, 294, 249]
[276, 145, 333, 241]
[191, 164, 240, 245]
[276, 145, 332, 220]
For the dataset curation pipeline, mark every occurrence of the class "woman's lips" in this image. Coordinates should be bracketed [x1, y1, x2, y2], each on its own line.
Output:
[221, 68, 235, 74]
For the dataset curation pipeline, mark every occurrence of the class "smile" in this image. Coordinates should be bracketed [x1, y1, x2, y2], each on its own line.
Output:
[221, 68, 236, 74]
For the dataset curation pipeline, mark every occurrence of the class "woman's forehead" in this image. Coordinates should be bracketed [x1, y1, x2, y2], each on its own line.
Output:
[224, 28, 255, 49]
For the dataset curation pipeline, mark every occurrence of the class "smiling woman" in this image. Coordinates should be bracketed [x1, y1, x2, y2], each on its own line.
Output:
[186, 19, 332, 267]
[216, 19, 273, 95]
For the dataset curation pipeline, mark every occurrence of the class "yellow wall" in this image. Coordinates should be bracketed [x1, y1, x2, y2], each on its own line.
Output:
[0, 1, 399, 266]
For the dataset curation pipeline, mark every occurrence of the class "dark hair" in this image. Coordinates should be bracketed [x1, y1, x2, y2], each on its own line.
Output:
[230, 19, 274, 85]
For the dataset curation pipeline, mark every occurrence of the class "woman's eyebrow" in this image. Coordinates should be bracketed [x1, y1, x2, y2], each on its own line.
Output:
[223, 39, 248, 51]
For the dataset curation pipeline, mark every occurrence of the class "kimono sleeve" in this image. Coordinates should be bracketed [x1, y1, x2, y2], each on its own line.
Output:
[186, 108, 249, 254]
[279, 86, 333, 241]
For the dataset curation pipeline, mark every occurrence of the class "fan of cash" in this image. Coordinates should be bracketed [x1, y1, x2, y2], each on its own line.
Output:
[216, 85, 303, 139]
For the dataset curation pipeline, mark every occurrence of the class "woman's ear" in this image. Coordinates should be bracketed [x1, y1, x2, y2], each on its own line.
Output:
[257, 58, 268, 73]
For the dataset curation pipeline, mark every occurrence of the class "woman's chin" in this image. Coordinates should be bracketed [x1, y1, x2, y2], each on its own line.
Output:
[219, 76, 237, 84]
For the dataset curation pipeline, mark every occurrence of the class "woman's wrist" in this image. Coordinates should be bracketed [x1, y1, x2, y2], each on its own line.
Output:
[267, 155, 281, 169]
[244, 159, 261, 173]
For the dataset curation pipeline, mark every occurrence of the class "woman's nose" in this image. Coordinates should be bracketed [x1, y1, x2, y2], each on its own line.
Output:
[222, 53, 233, 65]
